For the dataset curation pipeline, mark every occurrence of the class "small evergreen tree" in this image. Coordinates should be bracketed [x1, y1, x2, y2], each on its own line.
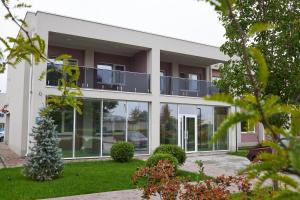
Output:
[23, 108, 64, 181]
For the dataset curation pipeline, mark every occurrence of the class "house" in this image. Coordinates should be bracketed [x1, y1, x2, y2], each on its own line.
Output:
[0, 93, 8, 142]
[6, 11, 241, 158]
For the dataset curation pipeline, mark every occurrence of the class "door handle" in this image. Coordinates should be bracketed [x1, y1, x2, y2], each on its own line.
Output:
[185, 131, 188, 140]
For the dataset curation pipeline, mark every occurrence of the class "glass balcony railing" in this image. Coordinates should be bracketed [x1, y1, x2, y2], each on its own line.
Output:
[46, 64, 151, 93]
[160, 76, 220, 97]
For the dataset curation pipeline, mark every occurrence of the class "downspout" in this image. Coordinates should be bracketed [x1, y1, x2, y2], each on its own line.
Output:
[26, 30, 34, 156]
[235, 105, 238, 152]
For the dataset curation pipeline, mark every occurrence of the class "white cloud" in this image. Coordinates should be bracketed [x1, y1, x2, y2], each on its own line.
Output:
[0, 0, 225, 93]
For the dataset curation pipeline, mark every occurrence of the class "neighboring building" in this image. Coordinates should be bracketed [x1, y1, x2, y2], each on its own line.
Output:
[0, 93, 8, 142]
[6, 11, 239, 158]
[211, 66, 264, 148]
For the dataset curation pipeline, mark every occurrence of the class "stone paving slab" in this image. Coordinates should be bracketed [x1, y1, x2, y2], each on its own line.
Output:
[180, 154, 250, 177]
[44, 189, 159, 200]
[0, 142, 24, 168]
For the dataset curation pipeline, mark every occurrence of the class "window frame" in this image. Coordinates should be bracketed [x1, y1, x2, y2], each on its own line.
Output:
[96, 62, 126, 71]
[241, 120, 256, 134]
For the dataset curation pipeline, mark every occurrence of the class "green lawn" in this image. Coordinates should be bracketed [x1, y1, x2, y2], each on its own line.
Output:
[0, 159, 201, 200]
[227, 150, 249, 157]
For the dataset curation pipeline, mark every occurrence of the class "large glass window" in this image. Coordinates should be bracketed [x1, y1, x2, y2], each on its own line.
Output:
[75, 99, 101, 157]
[214, 107, 229, 150]
[127, 102, 149, 154]
[160, 104, 178, 145]
[50, 107, 74, 158]
[49, 98, 149, 158]
[198, 106, 213, 151]
[102, 100, 126, 156]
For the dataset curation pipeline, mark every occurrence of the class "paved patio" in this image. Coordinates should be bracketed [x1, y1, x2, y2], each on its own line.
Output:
[46, 154, 249, 200]
[0, 142, 24, 168]
[181, 153, 250, 177]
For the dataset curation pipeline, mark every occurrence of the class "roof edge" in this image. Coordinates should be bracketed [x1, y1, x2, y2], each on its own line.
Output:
[29, 10, 223, 49]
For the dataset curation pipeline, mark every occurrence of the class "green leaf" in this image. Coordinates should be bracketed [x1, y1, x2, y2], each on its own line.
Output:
[248, 22, 276, 37]
[273, 190, 300, 200]
[211, 112, 253, 143]
[205, 93, 234, 104]
[288, 139, 300, 174]
[248, 47, 269, 88]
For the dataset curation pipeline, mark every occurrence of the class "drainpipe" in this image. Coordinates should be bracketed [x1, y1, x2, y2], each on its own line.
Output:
[235, 105, 238, 152]
[26, 30, 35, 156]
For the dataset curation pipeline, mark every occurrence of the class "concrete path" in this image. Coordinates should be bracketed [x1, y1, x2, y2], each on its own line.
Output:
[45, 189, 158, 200]
[0, 142, 24, 168]
[181, 154, 250, 177]
[46, 154, 249, 200]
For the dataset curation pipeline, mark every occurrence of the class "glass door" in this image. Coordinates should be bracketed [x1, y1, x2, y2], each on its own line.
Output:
[179, 114, 197, 152]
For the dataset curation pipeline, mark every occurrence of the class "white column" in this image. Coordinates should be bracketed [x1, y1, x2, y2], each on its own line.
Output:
[206, 66, 212, 82]
[84, 49, 94, 67]
[147, 48, 160, 153]
[84, 49, 95, 88]
[258, 123, 265, 142]
[228, 106, 238, 151]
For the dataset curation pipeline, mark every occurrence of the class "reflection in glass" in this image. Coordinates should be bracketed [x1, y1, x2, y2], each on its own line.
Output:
[127, 102, 149, 154]
[50, 107, 74, 158]
[214, 107, 229, 150]
[160, 104, 178, 145]
[179, 105, 197, 115]
[186, 117, 196, 151]
[102, 100, 126, 156]
[75, 99, 101, 157]
[198, 106, 213, 151]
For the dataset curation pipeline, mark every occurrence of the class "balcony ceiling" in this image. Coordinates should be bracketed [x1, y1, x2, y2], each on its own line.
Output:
[161, 51, 224, 67]
[48, 32, 148, 57]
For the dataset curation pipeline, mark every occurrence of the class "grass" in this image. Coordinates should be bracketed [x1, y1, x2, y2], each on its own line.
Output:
[227, 150, 249, 157]
[0, 159, 202, 200]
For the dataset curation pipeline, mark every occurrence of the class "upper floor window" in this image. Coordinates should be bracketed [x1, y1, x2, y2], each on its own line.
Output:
[188, 73, 198, 91]
[96, 63, 126, 85]
[97, 63, 125, 71]
[212, 76, 220, 82]
[48, 58, 78, 67]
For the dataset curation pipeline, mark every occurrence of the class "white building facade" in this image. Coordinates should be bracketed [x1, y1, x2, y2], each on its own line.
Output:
[6, 11, 238, 158]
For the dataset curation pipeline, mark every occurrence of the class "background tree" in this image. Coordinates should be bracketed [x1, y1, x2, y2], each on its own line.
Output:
[216, 0, 300, 104]
[23, 108, 64, 181]
[204, 0, 300, 196]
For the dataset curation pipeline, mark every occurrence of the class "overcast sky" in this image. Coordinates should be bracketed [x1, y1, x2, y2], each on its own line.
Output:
[0, 0, 225, 93]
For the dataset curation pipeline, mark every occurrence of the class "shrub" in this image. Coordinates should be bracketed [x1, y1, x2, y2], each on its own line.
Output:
[111, 141, 134, 162]
[146, 153, 178, 169]
[154, 144, 186, 165]
[133, 160, 251, 200]
[23, 108, 64, 181]
[132, 160, 180, 199]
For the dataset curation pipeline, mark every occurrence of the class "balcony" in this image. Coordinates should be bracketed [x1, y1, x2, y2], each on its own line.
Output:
[160, 76, 220, 97]
[46, 64, 151, 93]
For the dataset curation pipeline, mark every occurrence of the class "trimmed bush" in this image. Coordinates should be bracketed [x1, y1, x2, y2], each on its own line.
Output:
[111, 141, 134, 162]
[154, 144, 186, 165]
[146, 153, 178, 169]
